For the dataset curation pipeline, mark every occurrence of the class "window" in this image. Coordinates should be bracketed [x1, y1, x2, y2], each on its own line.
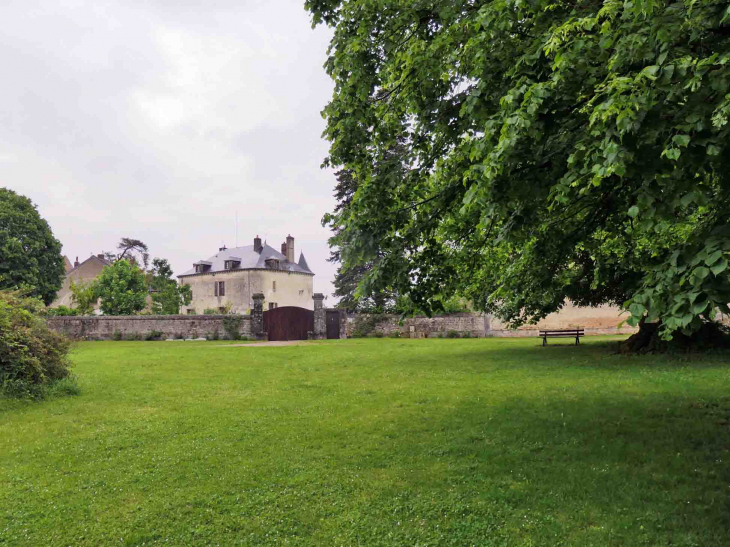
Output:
[272, 281, 276, 291]
[214, 281, 225, 297]
[187, 309, 195, 315]
[298, 290, 304, 296]
[269, 303, 278, 310]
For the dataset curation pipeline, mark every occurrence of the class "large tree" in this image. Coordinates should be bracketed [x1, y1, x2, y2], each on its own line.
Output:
[0, 188, 64, 305]
[103, 238, 150, 270]
[149, 258, 192, 315]
[306, 0, 730, 341]
[95, 259, 148, 316]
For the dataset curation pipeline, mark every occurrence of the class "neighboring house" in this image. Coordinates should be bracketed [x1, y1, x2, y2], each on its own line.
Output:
[50, 254, 111, 310]
[178, 235, 314, 314]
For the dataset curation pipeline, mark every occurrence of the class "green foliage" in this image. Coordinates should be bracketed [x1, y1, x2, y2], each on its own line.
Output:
[368, 330, 385, 338]
[96, 260, 148, 316]
[113, 330, 122, 341]
[446, 330, 461, 339]
[351, 314, 388, 338]
[149, 258, 192, 315]
[222, 315, 243, 340]
[307, 0, 730, 340]
[0, 188, 65, 305]
[44, 305, 79, 317]
[203, 308, 218, 315]
[69, 279, 98, 315]
[206, 329, 220, 341]
[145, 330, 164, 341]
[126, 332, 142, 341]
[388, 330, 402, 338]
[0, 290, 73, 398]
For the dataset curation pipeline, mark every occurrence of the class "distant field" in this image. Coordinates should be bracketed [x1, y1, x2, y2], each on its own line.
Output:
[1, 338, 729, 546]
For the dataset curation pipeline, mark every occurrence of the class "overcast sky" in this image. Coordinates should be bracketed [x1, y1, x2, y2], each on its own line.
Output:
[0, 0, 342, 299]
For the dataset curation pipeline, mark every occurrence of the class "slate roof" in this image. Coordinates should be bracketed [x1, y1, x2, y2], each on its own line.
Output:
[178, 244, 314, 277]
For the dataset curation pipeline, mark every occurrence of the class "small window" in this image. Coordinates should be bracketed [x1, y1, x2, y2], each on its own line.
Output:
[219, 281, 225, 296]
[269, 302, 278, 310]
[298, 290, 304, 296]
[214, 282, 218, 297]
[272, 280, 276, 291]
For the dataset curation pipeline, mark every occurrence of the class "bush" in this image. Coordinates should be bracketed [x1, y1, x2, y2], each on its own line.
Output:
[446, 330, 460, 338]
[126, 332, 141, 341]
[175, 332, 184, 340]
[145, 330, 163, 341]
[352, 314, 388, 338]
[222, 315, 243, 340]
[462, 331, 472, 338]
[389, 331, 402, 338]
[113, 330, 123, 341]
[203, 308, 218, 315]
[206, 329, 220, 341]
[44, 306, 79, 317]
[0, 290, 74, 398]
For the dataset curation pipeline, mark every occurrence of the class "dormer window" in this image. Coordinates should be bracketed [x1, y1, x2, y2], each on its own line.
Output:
[194, 260, 212, 273]
[265, 258, 280, 270]
[224, 257, 241, 270]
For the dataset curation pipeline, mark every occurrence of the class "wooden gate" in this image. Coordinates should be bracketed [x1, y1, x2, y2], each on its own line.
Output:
[263, 306, 314, 341]
[326, 311, 340, 339]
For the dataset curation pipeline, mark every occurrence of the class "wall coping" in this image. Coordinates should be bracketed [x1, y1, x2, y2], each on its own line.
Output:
[46, 314, 252, 322]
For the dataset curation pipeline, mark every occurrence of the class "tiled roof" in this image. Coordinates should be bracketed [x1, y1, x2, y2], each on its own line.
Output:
[178, 244, 314, 277]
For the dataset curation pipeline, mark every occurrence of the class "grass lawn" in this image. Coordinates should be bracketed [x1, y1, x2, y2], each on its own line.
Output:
[1, 338, 729, 546]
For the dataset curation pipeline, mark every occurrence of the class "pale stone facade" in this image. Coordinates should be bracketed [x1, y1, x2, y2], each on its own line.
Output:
[178, 236, 315, 314]
[50, 254, 111, 310]
[180, 269, 314, 314]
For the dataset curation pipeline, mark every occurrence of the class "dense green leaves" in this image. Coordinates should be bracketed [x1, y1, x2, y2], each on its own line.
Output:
[95, 260, 148, 316]
[150, 258, 192, 315]
[307, 0, 730, 338]
[0, 188, 64, 305]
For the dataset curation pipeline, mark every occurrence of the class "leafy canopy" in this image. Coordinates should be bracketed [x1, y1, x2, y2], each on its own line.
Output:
[0, 188, 65, 305]
[149, 258, 192, 315]
[95, 260, 148, 316]
[306, 0, 730, 338]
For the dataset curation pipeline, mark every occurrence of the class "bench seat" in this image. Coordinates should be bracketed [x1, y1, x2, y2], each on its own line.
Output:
[539, 328, 584, 346]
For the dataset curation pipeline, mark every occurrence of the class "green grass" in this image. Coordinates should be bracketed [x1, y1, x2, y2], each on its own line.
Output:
[1, 338, 729, 546]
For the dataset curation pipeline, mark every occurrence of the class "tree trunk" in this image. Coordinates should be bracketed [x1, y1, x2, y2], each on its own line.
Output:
[620, 318, 730, 354]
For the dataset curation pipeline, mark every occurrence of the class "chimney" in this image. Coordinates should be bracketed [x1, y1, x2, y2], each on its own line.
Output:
[74, 256, 80, 268]
[281, 242, 287, 256]
[219, 245, 227, 252]
[254, 235, 262, 253]
[286, 234, 294, 263]
[97, 253, 104, 260]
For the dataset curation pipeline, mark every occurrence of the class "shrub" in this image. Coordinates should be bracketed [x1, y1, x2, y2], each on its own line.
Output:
[175, 332, 184, 340]
[206, 329, 220, 341]
[446, 330, 460, 338]
[145, 330, 163, 341]
[0, 290, 74, 398]
[352, 314, 388, 338]
[462, 331, 472, 338]
[389, 331, 401, 338]
[222, 315, 243, 340]
[113, 330, 123, 341]
[437, 332, 444, 338]
[126, 332, 141, 341]
[203, 308, 218, 315]
[44, 306, 79, 317]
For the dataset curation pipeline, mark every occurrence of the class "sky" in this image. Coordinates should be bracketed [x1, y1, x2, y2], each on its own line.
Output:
[0, 0, 341, 300]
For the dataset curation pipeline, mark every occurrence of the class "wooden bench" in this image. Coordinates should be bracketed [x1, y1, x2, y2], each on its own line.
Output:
[539, 328, 584, 346]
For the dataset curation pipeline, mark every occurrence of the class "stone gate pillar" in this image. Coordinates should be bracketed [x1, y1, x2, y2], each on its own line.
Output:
[252, 293, 266, 340]
[313, 293, 325, 340]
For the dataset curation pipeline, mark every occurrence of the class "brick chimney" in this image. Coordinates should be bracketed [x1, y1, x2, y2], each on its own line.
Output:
[74, 256, 80, 268]
[286, 235, 294, 263]
[97, 253, 104, 260]
[281, 242, 287, 256]
[254, 235, 262, 253]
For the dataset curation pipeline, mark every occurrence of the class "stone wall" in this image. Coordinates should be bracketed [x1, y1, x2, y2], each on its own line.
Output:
[347, 309, 638, 338]
[47, 315, 252, 340]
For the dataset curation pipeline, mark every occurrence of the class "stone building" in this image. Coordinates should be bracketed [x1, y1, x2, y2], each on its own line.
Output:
[50, 254, 111, 310]
[178, 235, 314, 314]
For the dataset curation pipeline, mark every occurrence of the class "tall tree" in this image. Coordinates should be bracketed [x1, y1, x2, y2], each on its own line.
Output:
[0, 188, 64, 305]
[95, 259, 147, 316]
[149, 258, 192, 315]
[103, 238, 149, 270]
[306, 0, 730, 342]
